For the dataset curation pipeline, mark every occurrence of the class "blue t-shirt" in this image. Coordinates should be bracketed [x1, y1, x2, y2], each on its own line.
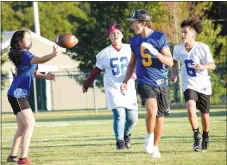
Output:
[8, 50, 38, 98]
[130, 31, 169, 87]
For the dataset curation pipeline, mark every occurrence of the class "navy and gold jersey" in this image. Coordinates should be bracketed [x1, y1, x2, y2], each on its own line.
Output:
[8, 50, 38, 98]
[130, 31, 169, 87]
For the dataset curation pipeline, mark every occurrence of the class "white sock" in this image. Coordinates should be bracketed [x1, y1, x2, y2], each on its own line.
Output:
[147, 133, 154, 137]
[154, 146, 159, 151]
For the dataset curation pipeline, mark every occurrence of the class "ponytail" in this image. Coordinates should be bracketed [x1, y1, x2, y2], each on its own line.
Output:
[8, 47, 21, 66]
[8, 30, 29, 66]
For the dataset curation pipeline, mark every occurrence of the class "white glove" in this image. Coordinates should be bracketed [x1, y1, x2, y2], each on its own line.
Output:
[141, 42, 159, 56]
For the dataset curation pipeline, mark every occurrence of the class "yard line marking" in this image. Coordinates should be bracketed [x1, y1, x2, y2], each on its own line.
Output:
[2, 121, 110, 129]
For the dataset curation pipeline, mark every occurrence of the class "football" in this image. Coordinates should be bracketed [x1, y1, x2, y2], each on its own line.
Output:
[55, 34, 78, 48]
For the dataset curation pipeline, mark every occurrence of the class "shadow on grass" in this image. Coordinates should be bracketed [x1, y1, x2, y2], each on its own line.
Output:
[167, 110, 226, 119]
[2, 110, 226, 124]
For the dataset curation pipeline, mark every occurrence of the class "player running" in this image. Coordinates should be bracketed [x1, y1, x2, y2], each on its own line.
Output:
[121, 9, 173, 158]
[82, 24, 138, 150]
[171, 18, 216, 152]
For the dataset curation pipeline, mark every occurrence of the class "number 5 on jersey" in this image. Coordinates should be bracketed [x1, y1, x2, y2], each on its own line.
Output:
[140, 46, 152, 66]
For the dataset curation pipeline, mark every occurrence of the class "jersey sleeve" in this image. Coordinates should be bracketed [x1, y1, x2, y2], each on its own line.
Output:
[203, 44, 214, 64]
[160, 34, 169, 50]
[173, 45, 180, 61]
[20, 51, 34, 65]
[95, 49, 106, 70]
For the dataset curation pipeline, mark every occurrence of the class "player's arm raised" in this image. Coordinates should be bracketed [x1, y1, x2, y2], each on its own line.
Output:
[31, 45, 58, 64]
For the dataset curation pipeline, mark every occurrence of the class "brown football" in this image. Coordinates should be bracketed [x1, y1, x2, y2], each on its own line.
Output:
[55, 34, 78, 48]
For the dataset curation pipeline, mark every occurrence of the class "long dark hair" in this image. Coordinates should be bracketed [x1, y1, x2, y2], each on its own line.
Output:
[8, 30, 30, 66]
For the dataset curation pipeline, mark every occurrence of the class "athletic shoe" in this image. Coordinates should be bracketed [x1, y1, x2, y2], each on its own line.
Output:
[7, 155, 18, 162]
[201, 137, 209, 152]
[116, 140, 126, 150]
[151, 150, 161, 158]
[144, 133, 154, 154]
[124, 134, 131, 149]
[17, 158, 31, 165]
[193, 133, 202, 152]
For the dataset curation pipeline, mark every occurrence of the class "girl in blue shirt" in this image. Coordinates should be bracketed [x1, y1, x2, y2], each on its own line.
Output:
[7, 30, 58, 164]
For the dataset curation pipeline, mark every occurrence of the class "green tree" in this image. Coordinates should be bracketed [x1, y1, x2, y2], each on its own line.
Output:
[1, 2, 33, 31]
[38, 2, 87, 40]
[72, 1, 165, 71]
[159, 2, 226, 104]
[1, 2, 87, 41]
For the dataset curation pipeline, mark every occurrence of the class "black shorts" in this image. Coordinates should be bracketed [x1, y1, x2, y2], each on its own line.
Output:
[183, 89, 210, 113]
[8, 95, 31, 115]
[137, 84, 170, 117]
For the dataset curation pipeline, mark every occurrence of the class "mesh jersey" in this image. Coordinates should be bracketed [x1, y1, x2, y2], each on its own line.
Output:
[130, 31, 169, 87]
[8, 50, 38, 98]
[96, 44, 138, 110]
[173, 42, 214, 95]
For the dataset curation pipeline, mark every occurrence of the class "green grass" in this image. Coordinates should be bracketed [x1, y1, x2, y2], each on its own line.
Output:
[1, 108, 226, 165]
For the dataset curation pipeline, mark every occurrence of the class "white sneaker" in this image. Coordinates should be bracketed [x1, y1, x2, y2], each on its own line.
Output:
[151, 150, 161, 158]
[144, 133, 154, 154]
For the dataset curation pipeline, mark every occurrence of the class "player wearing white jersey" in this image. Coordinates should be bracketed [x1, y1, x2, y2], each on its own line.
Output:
[95, 44, 138, 110]
[173, 42, 213, 95]
[171, 18, 216, 152]
[82, 24, 138, 150]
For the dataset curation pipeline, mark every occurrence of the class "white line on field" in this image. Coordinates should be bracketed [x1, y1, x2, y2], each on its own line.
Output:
[2, 121, 110, 129]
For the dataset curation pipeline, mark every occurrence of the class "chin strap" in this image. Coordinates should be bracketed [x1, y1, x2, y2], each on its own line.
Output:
[83, 67, 102, 92]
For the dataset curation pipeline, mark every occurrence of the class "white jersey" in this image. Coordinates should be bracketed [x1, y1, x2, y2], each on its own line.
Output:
[96, 44, 138, 110]
[173, 42, 214, 95]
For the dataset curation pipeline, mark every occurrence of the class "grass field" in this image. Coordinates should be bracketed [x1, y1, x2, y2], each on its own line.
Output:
[1, 108, 226, 165]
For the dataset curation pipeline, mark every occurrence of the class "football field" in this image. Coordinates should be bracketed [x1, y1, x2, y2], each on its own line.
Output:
[2, 108, 226, 165]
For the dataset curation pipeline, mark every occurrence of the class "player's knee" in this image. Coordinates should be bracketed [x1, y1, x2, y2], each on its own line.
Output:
[186, 100, 196, 109]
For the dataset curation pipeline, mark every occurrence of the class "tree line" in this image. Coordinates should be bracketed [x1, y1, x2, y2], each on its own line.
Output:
[1, 1, 226, 104]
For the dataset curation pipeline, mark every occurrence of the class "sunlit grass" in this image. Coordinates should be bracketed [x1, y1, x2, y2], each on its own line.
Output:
[2, 108, 226, 165]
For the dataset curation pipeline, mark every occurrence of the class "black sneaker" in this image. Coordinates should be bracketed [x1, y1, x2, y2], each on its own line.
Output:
[193, 133, 202, 152]
[201, 137, 209, 152]
[116, 140, 126, 150]
[7, 155, 18, 162]
[124, 134, 131, 149]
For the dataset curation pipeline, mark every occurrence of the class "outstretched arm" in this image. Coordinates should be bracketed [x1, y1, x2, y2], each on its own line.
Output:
[82, 67, 102, 93]
[31, 45, 58, 64]
[34, 72, 55, 81]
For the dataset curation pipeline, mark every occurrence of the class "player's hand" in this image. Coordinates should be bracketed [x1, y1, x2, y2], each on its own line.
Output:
[46, 72, 55, 81]
[52, 44, 59, 57]
[171, 76, 177, 83]
[120, 81, 128, 95]
[82, 85, 88, 93]
[193, 63, 204, 70]
[141, 42, 158, 56]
